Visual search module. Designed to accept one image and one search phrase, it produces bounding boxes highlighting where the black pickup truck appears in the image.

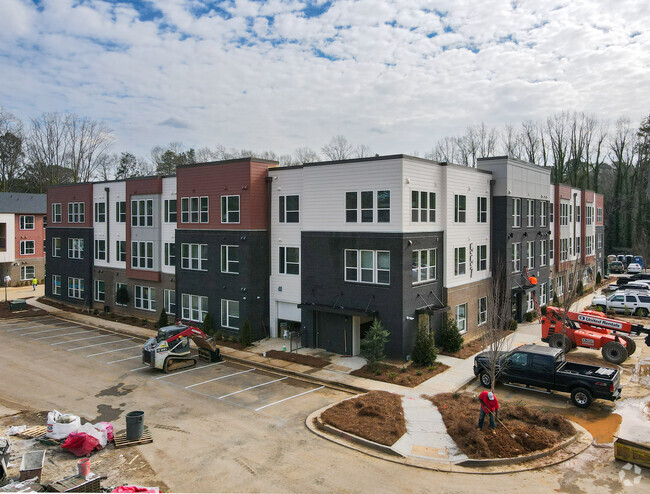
[473,344,622,408]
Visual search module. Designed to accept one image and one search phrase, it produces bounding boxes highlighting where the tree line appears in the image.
[1,107,648,256]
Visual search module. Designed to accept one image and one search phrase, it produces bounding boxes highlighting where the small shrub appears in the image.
[360,319,390,366]
[507,319,518,331]
[540,305,548,316]
[437,314,463,353]
[202,313,213,335]
[524,311,536,323]
[406,376,412,382]
[214,330,222,341]
[374,368,382,376]
[389,372,397,381]
[624,307,630,316]
[93,309,99,315]
[157,309,168,328]
[428,365,435,371]
[412,320,438,365]
[399,366,407,373]
[415,370,422,376]
[596,272,602,285]
[241,318,252,347]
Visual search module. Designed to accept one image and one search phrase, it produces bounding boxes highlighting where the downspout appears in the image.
[105,187,110,263]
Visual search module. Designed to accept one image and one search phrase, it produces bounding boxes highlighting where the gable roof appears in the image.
[0,193,47,214]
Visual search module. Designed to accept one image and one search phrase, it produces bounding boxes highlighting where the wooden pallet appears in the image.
[18,425,48,439]
[113,426,153,449]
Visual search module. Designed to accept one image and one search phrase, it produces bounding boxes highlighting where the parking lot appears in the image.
[1,315,338,419]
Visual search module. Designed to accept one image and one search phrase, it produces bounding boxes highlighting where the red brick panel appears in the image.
[47,183,93,228]
[15,214,45,259]
[595,194,604,226]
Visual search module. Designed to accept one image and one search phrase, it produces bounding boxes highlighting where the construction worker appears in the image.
[478,390,499,432]
[32,277,38,291]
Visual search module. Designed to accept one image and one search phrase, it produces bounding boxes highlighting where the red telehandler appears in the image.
[541,306,650,364]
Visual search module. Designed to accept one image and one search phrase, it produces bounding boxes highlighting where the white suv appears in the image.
[591,291,650,317]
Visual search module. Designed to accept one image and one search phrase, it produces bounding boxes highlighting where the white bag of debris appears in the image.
[46,411,81,440]
[77,423,108,449]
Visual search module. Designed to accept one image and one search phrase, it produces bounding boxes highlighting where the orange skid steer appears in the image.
[541,306,650,364]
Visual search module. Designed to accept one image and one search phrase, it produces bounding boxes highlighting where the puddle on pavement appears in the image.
[93,404,124,423]
[615,396,650,444]
[95,383,136,397]
[560,408,622,444]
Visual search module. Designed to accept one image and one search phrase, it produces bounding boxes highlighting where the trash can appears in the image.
[125,411,145,441]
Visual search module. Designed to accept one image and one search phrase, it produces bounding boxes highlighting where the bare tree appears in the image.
[520,120,541,164]
[353,144,373,158]
[66,115,114,182]
[293,146,320,164]
[0,108,24,192]
[501,124,522,159]
[25,112,70,190]
[322,135,353,161]
[547,112,571,183]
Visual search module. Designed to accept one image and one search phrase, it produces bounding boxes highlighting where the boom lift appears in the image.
[542,306,650,364]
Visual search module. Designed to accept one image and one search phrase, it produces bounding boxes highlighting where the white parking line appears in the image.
[129,366,150,372]
[34,330,90,340]
[86,345,141,357]
[68,338,134,351]
[155,361,225,379]
[7,323,70,332]
[107,355,141,364]
[255,386,325,411]
[23,327,73,336]
[185,368,254,389]
[51,334,112,345]
[217,377,288,399]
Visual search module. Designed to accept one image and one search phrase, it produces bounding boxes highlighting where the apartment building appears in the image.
[0,193,47,286]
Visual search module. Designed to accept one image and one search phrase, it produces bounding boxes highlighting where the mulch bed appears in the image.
[350,362,449,387]
[438,330,512,359]
[321,391,406,446]
[264,350,330,368]
[428,393,576,459]
[0,300,49,318]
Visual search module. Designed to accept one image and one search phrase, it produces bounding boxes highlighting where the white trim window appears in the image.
[455,303,467,334]
[361,191,374,222]
[478,297,487,326]
[540,239,547,267]
[550,239,554,262]
[94,279,105,302]
[549,278,554,300]
[597,233,603,249]
[477,197,487,223]
[512,198,521,228]
[68,277,84,299]
[181,196,209,223]
[540,282,548,306]
[560,203,569,226]
[164,199,177,223]
[279,246,300,275]
[454,247,466,276]
[52,203,62,223]
[116,241,126,262]
[576,205,581,223]
[115,283,127,306]
[52,237,61,257]
[596,207,603,223]
[512,242,521,273]
[540,201,547,227]
[556,276,564,297]
[376,190,390,223]
[344,249,390,285]
[412,191,436,223]
[526,199,535,227]
[164,289,176,315]
[164,242,176,267]
[586,205,593,226]
[279,195,300,223]
[221,195,240,223]
[345,191,389,223]
[94,202,106,223]
[526,241,535,269]
[19,215,35,230]
[586,236,593,256]
[221,245,239,274]
[116,201,126,223]
[131,241,154,269]
[576,237,581,256]
[526,291,535,312]
[20,240,35,255]
[477,245,487,271]
[67,202,85,223]
[134,285,156,311]
[345,192,358,222]
[68,238,84,259]
[221,299,239,329]
[20,265,35,281]
[94,239,106,261]
[550,203,554,223]
[131,199,153,227]
[182,293,208,323]
[52,274,61,295]
[412,248,437,283]
[454,195,466,223]
[181,243,208,271]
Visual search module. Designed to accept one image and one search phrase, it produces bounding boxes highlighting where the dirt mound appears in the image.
[264,350,329,368]
[428,393,576,459]
[321,391,406,446]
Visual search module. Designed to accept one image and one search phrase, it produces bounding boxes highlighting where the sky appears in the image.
[1,0,649,157]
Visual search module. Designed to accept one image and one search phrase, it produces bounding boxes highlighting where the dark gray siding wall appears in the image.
[174,230,269,340]
[45,227,94,306]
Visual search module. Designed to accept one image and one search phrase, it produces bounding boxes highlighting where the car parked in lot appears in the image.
[591,291,650,317]
[627,263,643,274]
[610,261,625,273]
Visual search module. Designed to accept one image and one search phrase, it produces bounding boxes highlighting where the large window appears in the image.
[478,297,487,326]
[94,239,106,261]
[131,241,154,269]
[221,245,239,274]
[512,198,521,228]
[94,203,106,223]
[540,201,547,227]
[454,247,466,276]
[279,195,299,223]
[94,280,105,302]
[345,191,390,223]
[131,199,153,227]
[540,239,547,267]
[116,201,126,222]
[134,285,156,311]
[560,238,568,261]
[221,299,239,329]
[52,274,61,295]
[526,241,535,269]
[477,197,487,223]
[344,249,390,285]
[454,195,466,223]
[164,199,177,223]
[181,197,209,223]
[19,215,35,230]
[361,191,373,222]
[512,242,521,272]
[164,289,176,315]
[182,294,208,322]
[377,190,390,222]
[221,195,240,223]
[576,205,581,223]
[586,235,594,256]
[345,192,358,222]
[279,247,300,275]
[597,233,603,249]
[68,277,84,299]
[455,303,467,334]
[526,200,535,227]
[586,205,593,226]
[477,244,487,271]
[68,238,84,259]
[560,203,569,226]
[164,242,176,267]
[20,240,35,255]
[52,237,61,257]
[67,202,85,223]
[412,191,436,223]
[412,248,437,283]
[597,207,603,223]
[116,241,126,262]
[20,265,35,281]
[52,203,62,223]
[181,243,208,271]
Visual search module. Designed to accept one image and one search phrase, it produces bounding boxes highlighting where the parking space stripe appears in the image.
[185,368,254,389]
[51,334,112,345]
[106,355,141,364]
[86,345,141,357]
[155,361,224,379]
[33,330,90,340]
[7,323,68,332]
[129,366,150,372]
[217,377,288,399]
[24,327,74,336]
[255,386,325,411]
[67,338,134,351]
